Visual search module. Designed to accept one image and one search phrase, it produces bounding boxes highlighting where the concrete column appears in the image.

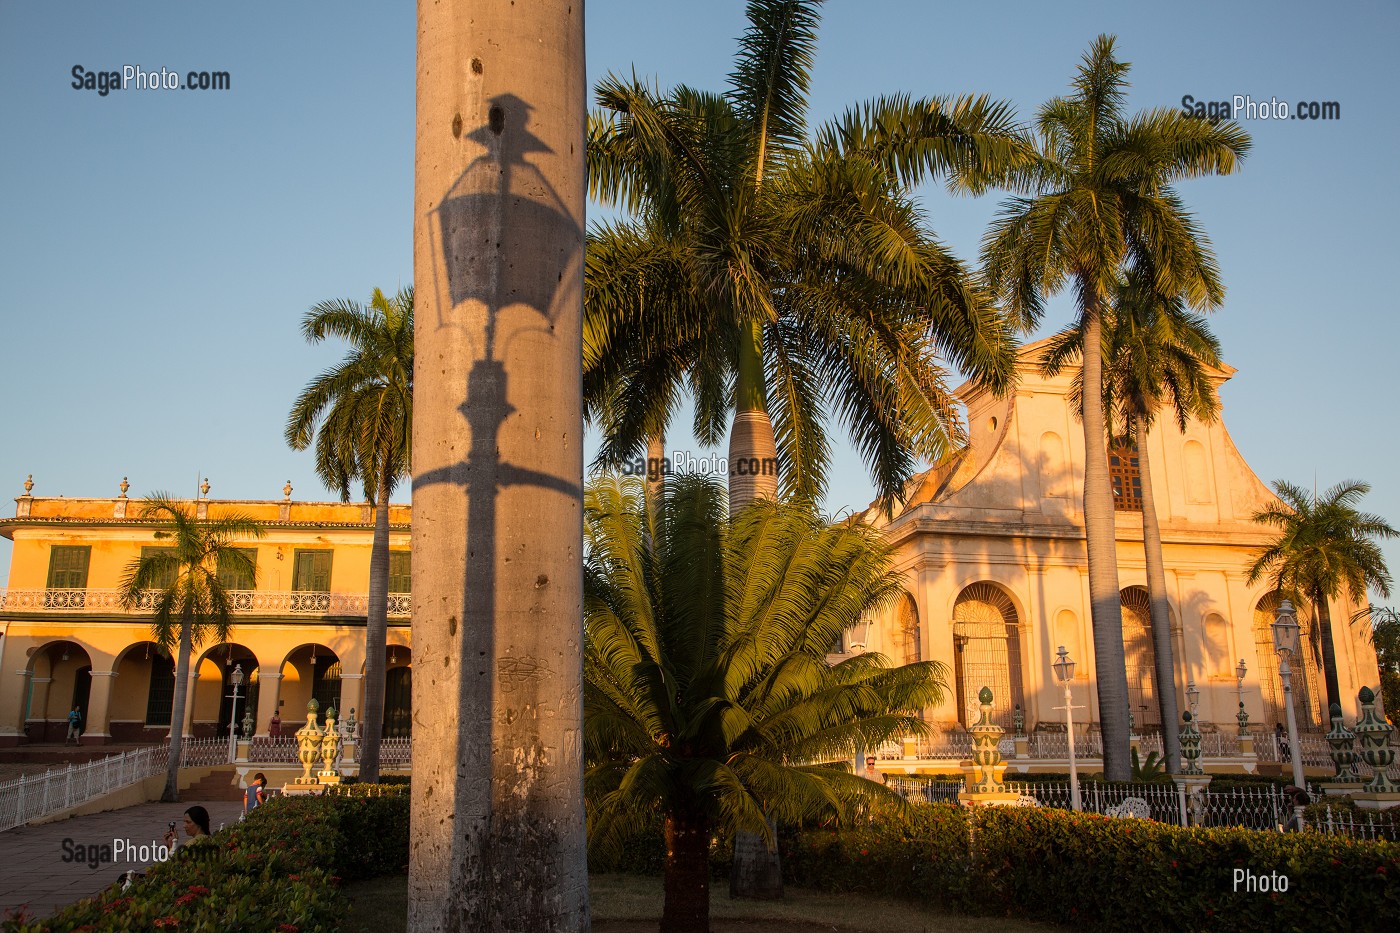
[80,670,118,745]
[257,672,283,736]
[339,673,365,727]
[0,670,34,746]
[29,677,52,736]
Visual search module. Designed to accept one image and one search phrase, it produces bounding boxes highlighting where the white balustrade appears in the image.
[0,588,410,618]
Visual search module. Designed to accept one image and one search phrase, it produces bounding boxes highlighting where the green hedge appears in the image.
[783,804,1400,932]
[5,794,409,932]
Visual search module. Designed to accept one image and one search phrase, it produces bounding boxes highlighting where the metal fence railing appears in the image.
[0,745,168,832]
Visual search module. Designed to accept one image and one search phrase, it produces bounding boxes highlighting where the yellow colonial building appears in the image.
[0,489,412,747]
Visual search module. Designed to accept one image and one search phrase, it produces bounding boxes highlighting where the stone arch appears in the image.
[23,640,93,742]
[280,643,343,726]
[110,641,175,742]
[189,643,261,739]
[891,593,921,665]
[1252,592,1325,732]
[952,582,1025,730]
[1120,587,1160,731]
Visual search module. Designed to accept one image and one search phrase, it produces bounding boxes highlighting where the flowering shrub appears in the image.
[4,794,408,932]
[783,804,1400,932]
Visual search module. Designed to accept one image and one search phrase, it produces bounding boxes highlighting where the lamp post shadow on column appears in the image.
[411,80,588,931]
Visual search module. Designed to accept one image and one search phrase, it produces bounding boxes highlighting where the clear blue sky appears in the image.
[2,1,1397,601]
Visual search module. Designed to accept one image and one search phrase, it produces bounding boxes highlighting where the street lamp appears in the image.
[1271,600,1306,790]
[847,617,875,653]
[1235,658,1249,736]
[226,663,244,762]
[1186,680,1201,720]
[1052,645,1083,812]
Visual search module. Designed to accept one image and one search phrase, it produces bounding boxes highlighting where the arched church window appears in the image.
[952,583,1024,730]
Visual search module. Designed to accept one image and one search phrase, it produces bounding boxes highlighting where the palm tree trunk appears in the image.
[162,614,194,803]
[1135,413,1182,772]
[644,431,666,551]
[1079,291,1131,782]
[728,318,778,516]
[410,1,588,929]
[662,803,712,933]
[727,318,783,894]
[1313,585,1342,716]
[359,473,391,783]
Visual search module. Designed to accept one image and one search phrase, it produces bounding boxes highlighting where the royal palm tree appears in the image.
[118,496,263,802]
[1248,480,1397,714]
[286,286,412,784]
[410,1,588,928]
[981,35,1249,779]
[1043,269,1223,771]
[584,473,944,933]
[586,0,1028,516]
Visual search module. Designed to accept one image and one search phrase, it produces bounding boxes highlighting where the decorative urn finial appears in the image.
[22,474,33,496]
[283,480,293,500]
[118,477,129,498]
[200,477,210,498]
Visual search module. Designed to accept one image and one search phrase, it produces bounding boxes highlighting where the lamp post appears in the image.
[1053,646,1083,812]
[847,616,874,653]
[226,663,244,762]
[1235,658,1249,736]
[1271,601,1306,790]
[1186,679,1200,721]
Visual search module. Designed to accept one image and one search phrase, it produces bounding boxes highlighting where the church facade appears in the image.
[848,340,1380,740]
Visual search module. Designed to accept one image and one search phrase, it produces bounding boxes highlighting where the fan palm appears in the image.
[118,496,263,802]
[1248,480,1397,714]
[585,0,1029,516]
[286,286,413,782]
[981,35,1249,779]
[584,473,944,933]
[1044,269,1223,770]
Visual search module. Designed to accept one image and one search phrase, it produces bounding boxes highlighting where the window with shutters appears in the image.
[47,546,91,589]
[217,548,258,591]
[388,551,411,594]
[140,547,179,590]
[1109,440,1143,511]
[292,550,333,592]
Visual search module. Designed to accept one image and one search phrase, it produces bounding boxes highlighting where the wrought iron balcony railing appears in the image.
[0,588,411,618]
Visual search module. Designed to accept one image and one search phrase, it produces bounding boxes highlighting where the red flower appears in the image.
[277,924,300,932]
[154,918,180,928]
[860,849,869,857]
[1379,867,1388,875]
[186,885,209,896]
[288,874,302,881]
[1171,860,1178,869]
[176,894,198,906]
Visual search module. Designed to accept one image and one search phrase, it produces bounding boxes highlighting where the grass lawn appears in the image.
[342,871,1067,932]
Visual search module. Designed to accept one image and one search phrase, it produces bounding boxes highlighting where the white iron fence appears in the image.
[0,737,235,833]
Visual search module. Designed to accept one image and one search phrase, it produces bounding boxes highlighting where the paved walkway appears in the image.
[0,799,244,920]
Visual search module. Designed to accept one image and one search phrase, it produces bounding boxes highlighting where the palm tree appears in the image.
[585,0,1028,516]
[286,286,412,784]
[410,1,589,928]
[981,35,1249,779]
[584,473,945,933]
[1248,480,1397,714]
[118,496,263,802]
[1043,270,1223,771]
